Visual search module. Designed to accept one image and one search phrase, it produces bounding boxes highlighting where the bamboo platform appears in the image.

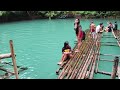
[56,29,120,79]
[56,30,102,79]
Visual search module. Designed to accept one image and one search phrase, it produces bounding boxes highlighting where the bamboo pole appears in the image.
[77,45,94,79]
[70,42,90,79]
[102,37,114,38]
[60,40,86,79]
[0,67,14,74]
[9,40,19,79]
[69,40,90,79]
[56,43,78,75]
[58,30,90,79]
[75,34,93,79]
[57,30,95,79]
[100,54,120,57]
[111,56,119,79]
[117,41,120,47]
[0,53,16,59]
[58,44,78,78]
[117,66,120,79]
[78,33,101,79]
[100,59,120,63]
[89,45,100,79]
[81,33,99,79]
[97,70,112,76]
[70,31,91,79]
[101,44,118,46]
[112,29,117,39]
[100,42,117,43]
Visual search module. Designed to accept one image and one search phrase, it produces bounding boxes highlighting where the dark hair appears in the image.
[109,22,112,24]
[115,21,117,23]
[64,41,69,47]
[100,23,103,25]
[76,18,80,25]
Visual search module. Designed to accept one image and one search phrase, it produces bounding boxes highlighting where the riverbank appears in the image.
[0,11,120,23]
[0,16,120,24]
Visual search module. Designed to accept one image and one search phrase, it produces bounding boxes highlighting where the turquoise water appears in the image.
[94,32,120,79]
[0,18,120,79]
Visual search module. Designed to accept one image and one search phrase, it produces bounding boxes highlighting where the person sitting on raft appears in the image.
[105,22,113,32]
[58,41,73,65]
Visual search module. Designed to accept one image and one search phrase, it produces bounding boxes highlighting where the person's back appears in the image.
[96,25,100,33]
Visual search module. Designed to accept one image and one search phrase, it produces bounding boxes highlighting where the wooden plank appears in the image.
[100,42,117,43]
[9,40,19,79]
[117,66,120,79]
[101,44,118,46]
[0,53,11,59]
[100,53,120,57]
[100,59,120,63]
[111,57,119,79]
[112,29,117,39]
[117,41,120,47]
[97,70,112,76]
[0,67,14,74]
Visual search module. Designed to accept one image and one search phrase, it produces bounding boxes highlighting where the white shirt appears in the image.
[96,25,101,33]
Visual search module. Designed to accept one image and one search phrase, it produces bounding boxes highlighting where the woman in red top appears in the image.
[75,25,83,52]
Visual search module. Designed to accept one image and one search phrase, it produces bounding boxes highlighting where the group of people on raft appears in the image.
[58,18,118,65]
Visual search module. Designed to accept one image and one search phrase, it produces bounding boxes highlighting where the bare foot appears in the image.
[75,49,79,52]
[57,62,62,65]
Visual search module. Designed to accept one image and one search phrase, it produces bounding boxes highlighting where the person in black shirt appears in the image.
[58,41,73,65]
[113,21,118,30]
[74,18,80,41]
[107,22,113,32]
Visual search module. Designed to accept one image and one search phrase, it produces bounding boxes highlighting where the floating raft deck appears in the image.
[56,29,120,79]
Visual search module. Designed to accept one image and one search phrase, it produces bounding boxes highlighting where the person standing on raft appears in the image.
[90,21,96,39]
[74,18,82,42]
[75,25,83,52]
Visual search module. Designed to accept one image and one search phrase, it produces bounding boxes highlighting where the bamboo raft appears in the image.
[56,30,102,79]
[56,29,120,79]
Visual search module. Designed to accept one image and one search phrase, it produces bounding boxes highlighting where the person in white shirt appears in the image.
[95,23,103,40]
[96,23,103,34]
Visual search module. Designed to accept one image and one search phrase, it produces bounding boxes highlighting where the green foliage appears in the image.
[0,11,120,22]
